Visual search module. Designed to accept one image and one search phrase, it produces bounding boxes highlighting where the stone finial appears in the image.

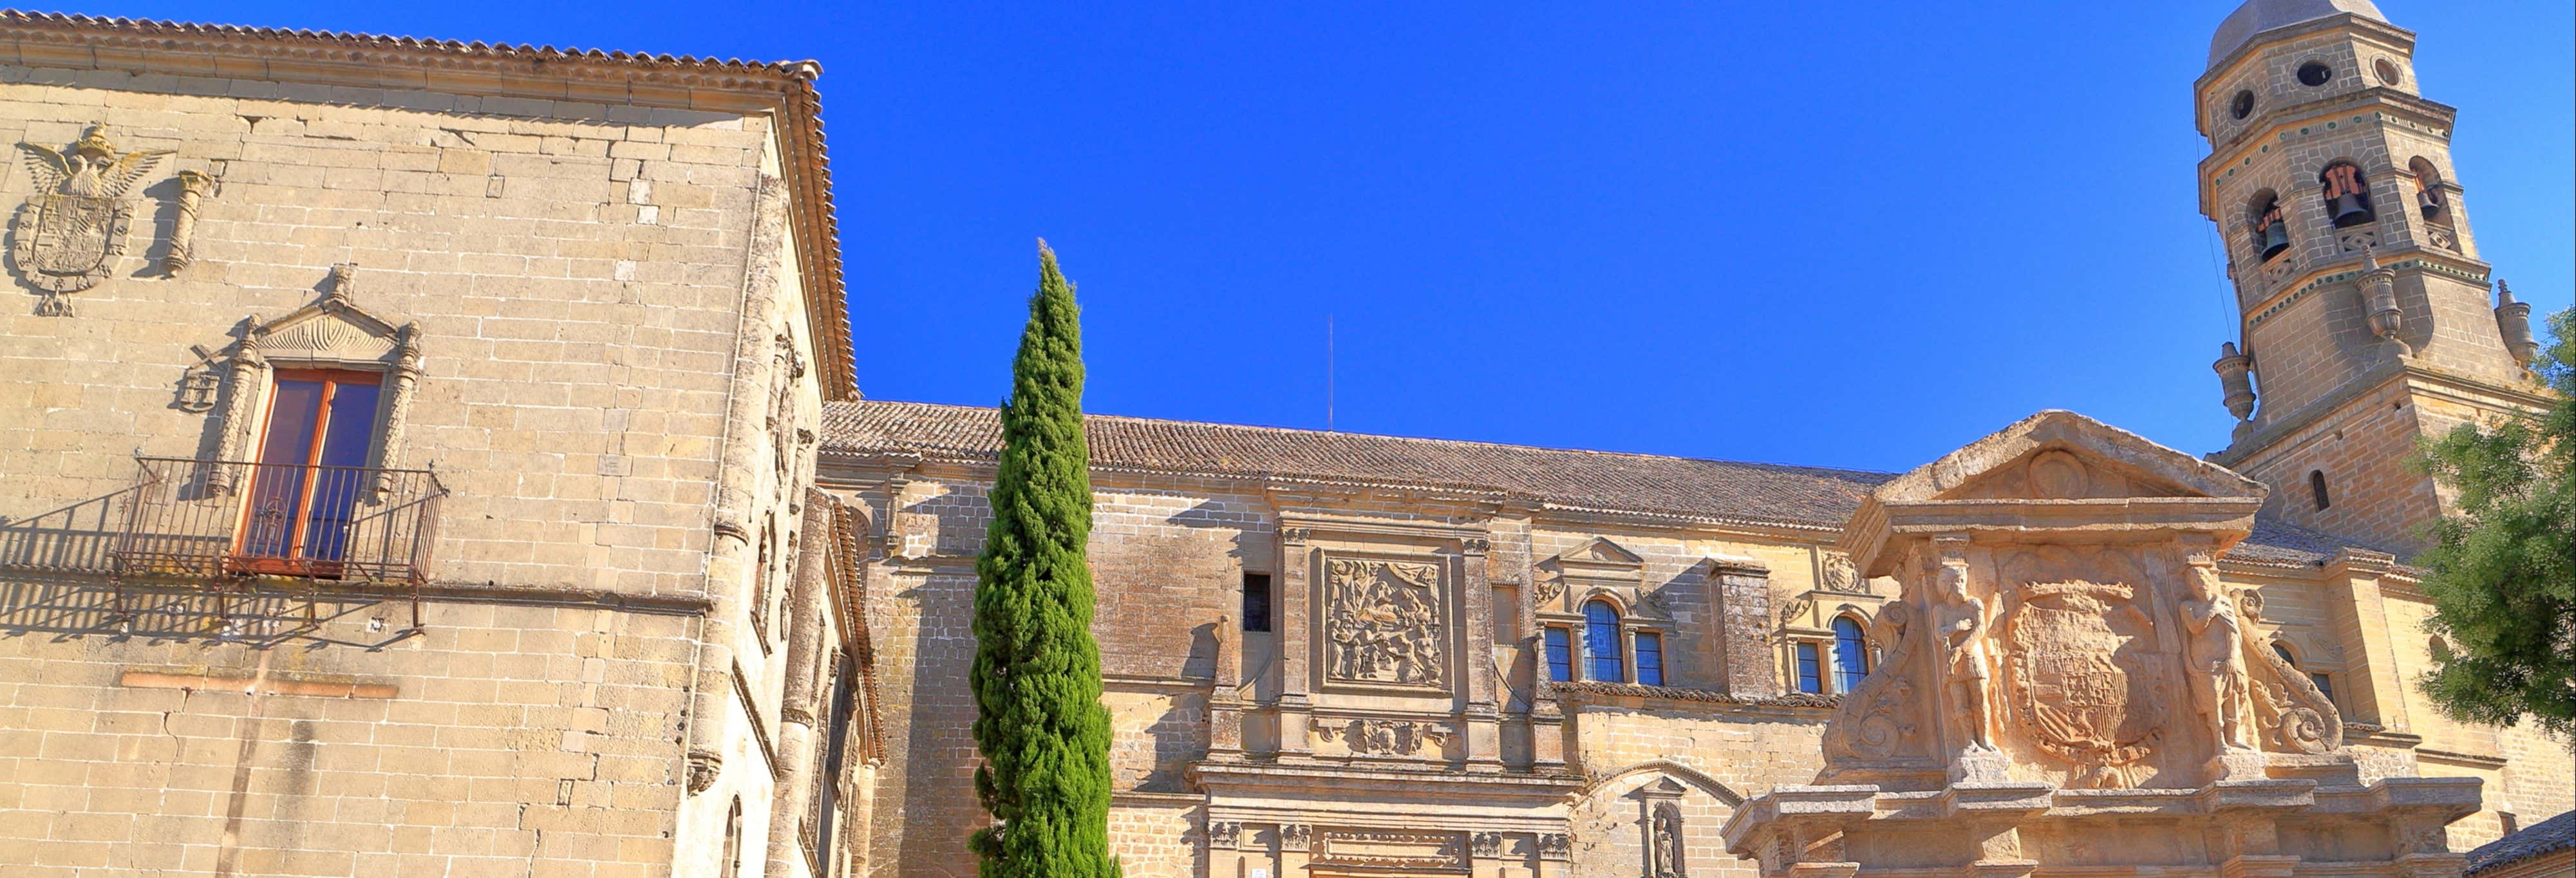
[2360,248,2404,349]
[2213,342,2255,422]
[2494,280,2539,365]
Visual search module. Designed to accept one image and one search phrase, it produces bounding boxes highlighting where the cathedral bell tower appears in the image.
[2195,0,2549,553]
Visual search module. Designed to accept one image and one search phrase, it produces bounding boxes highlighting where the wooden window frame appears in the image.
[229,367,385,577]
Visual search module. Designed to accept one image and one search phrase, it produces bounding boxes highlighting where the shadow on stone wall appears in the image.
[0,489,132,573]
[0,574,420,651]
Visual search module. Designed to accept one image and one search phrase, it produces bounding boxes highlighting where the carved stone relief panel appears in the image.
[1312,828,1467,871]
[11,126,171,315]
[1993,546,2170,789]
[1321,556,1448,692]
[1310,717,1454,758]
[1818,551,1866,595]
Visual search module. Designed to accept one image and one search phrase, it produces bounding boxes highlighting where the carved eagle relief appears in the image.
[12,126,171,313]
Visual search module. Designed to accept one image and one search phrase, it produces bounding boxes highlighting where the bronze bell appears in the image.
[2417,187,2447,218]
[2259,223,2290,259]
[2329,192,2374,226]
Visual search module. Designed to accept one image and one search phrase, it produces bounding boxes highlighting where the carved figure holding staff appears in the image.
[1935,552,1995,752]
[2180,555,2257,751]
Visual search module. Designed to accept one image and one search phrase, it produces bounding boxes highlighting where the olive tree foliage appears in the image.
[2414,306,2575,743]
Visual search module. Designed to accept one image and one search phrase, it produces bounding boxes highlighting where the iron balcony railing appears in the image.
[111,457,446,587]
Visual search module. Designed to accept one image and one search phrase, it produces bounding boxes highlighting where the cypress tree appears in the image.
[969,241,1119,877]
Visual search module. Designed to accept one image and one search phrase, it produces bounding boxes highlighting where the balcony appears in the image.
[108,457,446,626]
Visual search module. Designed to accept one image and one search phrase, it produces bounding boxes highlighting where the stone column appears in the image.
[764,494,837,876]
[687,171,793,794]
[1711,557,1777,696]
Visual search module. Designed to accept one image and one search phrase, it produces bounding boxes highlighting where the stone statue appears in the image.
[2179,557,2256,752]
[1935,557,1995,752]
[1651,801,1687,877]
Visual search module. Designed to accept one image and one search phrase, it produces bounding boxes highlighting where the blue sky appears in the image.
[81,1,2576,473]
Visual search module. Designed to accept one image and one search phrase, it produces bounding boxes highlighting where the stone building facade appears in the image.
[828,2,2568,876]
[0,3,2564,878]
[0,12,880,878]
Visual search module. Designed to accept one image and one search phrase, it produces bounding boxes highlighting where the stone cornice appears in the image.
[2214,360,2553,469]
[0,10,856,402]
[2241,251,2492,333]
[817,447,1858,540]
[1190,760,1583,803]
[1549,680,1837,714]
[2195,12,2416,100]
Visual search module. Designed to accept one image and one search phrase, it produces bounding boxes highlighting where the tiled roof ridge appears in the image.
[836,398,1897,481]
[0,10,822,79]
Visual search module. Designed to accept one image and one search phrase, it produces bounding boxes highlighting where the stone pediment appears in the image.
[1549,536,1643,572]
[1878,410,2262,504]
[1842,411,2266,577]
[242,263,413,366]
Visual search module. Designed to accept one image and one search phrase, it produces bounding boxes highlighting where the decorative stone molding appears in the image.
[685,751,722,794]
[1536,833,1571,861]
[1279,824,1312,852]
[11,125,170,314]
[196,264,425,496]
[1312,718,1452,756]
[1311,828,1467,871]
[1471,832,1503,857]
[1205,821,1240,851]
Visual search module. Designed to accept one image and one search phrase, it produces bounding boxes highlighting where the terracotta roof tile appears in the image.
[2468,809,2574,875]
[827,400,2395,567]
[829,400,1890,528]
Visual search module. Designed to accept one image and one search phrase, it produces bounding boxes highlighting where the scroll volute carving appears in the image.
[2241,601,2342,754]
[1821,599,1923,763]
[200,264,425,495]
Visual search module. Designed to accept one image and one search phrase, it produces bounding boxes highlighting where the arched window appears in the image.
[721,797,745,877]
[2309,470,2331,510]
[2273,642,2297,666]
[2409,156,2449,220]
[1584,600,1626,683]
[2428,635,2454,662]
[2320,161,2376,227]
[1832,615,1870,693]
[2250,191,2291,261]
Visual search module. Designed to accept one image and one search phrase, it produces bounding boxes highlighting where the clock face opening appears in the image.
[2298,62,2333,88]
[2230,90,2255,120]
[2374,58,2402,85]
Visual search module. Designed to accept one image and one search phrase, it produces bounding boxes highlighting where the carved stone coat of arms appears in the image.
[12,126,169,314]
[1997,574,2170,788]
